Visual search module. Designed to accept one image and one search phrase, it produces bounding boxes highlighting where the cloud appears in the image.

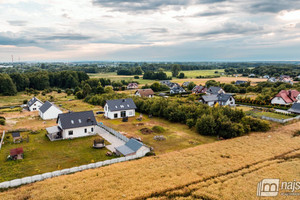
[7,20,28,26]
[246,0,300,13]
[36,33,92,41]
[92,0,227,12]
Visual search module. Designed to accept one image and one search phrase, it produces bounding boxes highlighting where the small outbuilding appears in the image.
[288,103,300,114]
[115,138,144,156]
[12,132,22,143]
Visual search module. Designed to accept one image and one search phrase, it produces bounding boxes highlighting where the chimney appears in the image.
[87,117,91,122]
[288,90,291,97]
[122,99,125,102]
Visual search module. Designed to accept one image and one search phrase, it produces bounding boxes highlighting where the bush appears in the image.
[134,75,139,79]
[152,126,165,133]
[242,116,270,132]
[0,118,5,125]
[57,89,62,93]
[186,119,195,128]
[23,99,28,104]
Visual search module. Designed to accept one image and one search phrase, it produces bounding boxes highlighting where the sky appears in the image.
[0,0,300,62]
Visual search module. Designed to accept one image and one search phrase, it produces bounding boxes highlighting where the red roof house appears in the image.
[271,90,300,105]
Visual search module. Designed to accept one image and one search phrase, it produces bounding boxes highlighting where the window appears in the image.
[84,128,87,133]
[91,127,94,132]
[68,131,73,135]
[129,111,133,116]
[120,105,124,108]
[114,113,118,118]
[71,120,74,124]
[33,108,36,110]
[78,119,81,123]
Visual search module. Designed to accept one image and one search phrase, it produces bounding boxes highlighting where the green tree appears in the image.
[171,64,181,77]
[177,72,185,79]
[0,73,17,96]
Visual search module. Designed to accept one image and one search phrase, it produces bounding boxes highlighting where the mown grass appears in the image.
[246,110,293,119]
[1,121,299,200]
[96,113,217,154]
[0,130,116,182]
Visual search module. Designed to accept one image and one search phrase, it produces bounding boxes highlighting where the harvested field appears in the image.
[1,122,299,200]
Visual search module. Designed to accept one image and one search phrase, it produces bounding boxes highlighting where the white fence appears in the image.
[261,115,300,123]
[98,123,129,142]
[0,131,5,151]
[0,152,147,189]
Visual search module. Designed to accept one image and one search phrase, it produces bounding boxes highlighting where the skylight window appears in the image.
[127,104,129,107]
[78,119,81,123]
[71,120,74,124]
[115,106,118,108]
[120,105,124,108]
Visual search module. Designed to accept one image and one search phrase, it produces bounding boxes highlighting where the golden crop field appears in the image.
[1,121,299,200]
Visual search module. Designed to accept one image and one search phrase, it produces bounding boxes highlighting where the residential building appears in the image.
[200,93,235,107]
[135,89,155,98]
[288,103,300,114]
[46,110,97,140]
[235,80,247,85]
[182,82,190,87]
[271,90,300,105]
[192,85,207,94]
[268,77,277,83]
[27,97,43,111]
[127,83,138,90]
[206,86,225,95]
[104,98,136,119]
[170,86,186,94]
[39,101,63,120]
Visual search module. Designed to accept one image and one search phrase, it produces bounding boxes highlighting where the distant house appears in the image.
[39,101,63,120]
[46,110,97,141]
[135,89,155,98]
[263,75,270,79]
[182,82,190,87]
[104,98,136,119]
[268,77,277,83]
[235,80,247,85]
[170,87,186,94]
[248,74,256,77]
[127,83,138,90]
[288,103,300,114]
[192,85,207,94]
[160,80,171,85]
[271,90,300,105]
[206,86,225,95]
[27,97,43,111]
[115,138,147,156]
[200,93,235,107]
[279,75,293,85]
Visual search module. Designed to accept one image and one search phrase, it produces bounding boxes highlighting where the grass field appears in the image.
[88,71,266,86]
[0,131,115,182]
[97,113,217,154]
[246,110,293,119]
[1,121,299,200]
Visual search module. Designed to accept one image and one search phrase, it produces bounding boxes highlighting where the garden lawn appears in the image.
[96,113,217,154]
[246,110,293,119]
[0,130,116,182]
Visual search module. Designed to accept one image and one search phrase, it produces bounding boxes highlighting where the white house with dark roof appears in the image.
[200,93,235,107]
[39,101,63,120]
[46,110,97,140]
[206,86,225,95]
[104,98,136,119]
[27,97,43,111]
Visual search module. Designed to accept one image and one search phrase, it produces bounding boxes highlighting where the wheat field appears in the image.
[0,122,299,200]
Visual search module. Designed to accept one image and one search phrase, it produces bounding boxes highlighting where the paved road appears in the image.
[96,127,125,152]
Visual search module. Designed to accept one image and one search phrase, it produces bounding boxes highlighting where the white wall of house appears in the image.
[271,97,287,105]
[219,97,235,106]
[61,125,96,139]
[105,109,135,119]
[39,106,63,120]
[29,101,43,111]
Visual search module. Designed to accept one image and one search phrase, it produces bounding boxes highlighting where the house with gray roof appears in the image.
[104,98,137,119]
[39,101,63,120]
[115,138,147,156]
[288,103,300,114]
[200,93,235,107]
[170,86,186,94]
[206,86,225,95]
[27,97,43,111]
[46,110,97,141]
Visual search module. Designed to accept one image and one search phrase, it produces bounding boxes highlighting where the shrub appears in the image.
[152,126,165,133]
[134,75,139,79]
[57,89,62,93]
[23,99,28,104]
[0,118,5,125]
[186,119,195,128]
